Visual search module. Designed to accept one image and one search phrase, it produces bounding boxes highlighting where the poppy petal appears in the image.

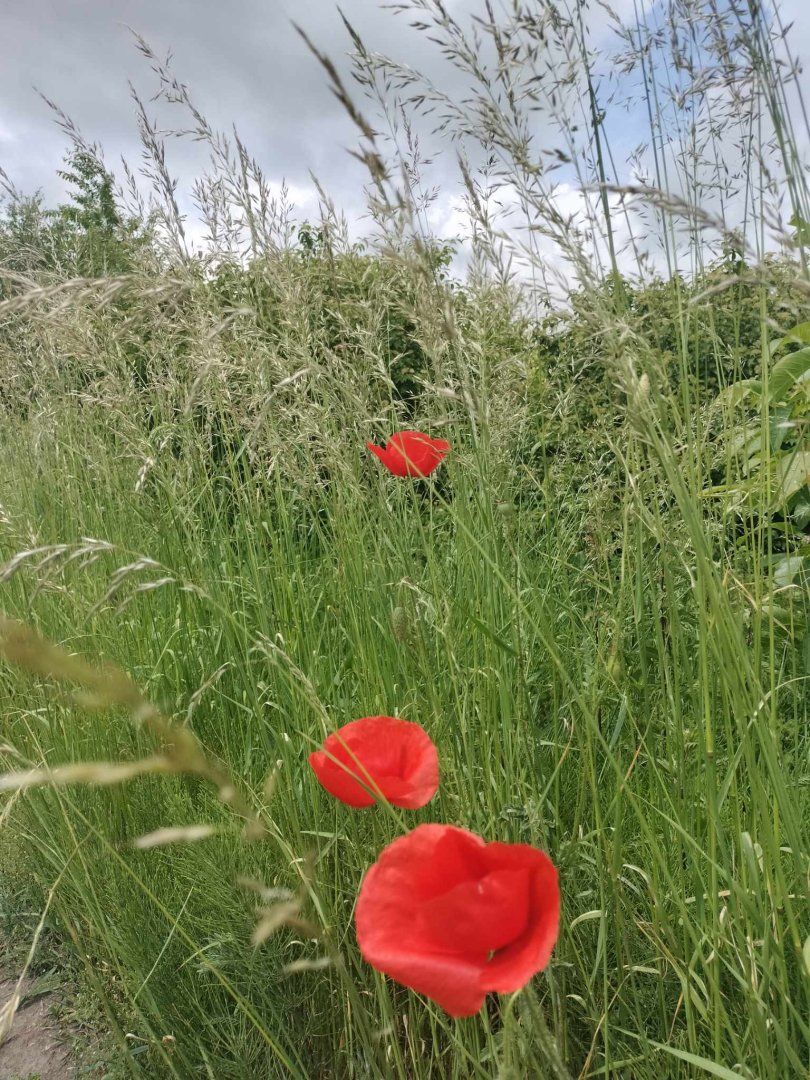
[389,434,432,475]
[356,826,488,1016]
[309,717,439,809]
[366,442,388,465]
[307,748,377,807]
[362,933,487,1017]
[420,867,531,956]
[481,847,560,993]
[356,824,560,1018]
[367,431,450,477]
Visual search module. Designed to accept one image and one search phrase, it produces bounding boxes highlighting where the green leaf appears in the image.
[715,378,762,408]
[768,346,810,402]
[770,320,810,354]
[789,212,810,246]
[772,555,807,588]
[728,425,761,460]
[647,1042,750,1080]
[569,909,604,929]
[778,451,810,501]
[793,499,810,530]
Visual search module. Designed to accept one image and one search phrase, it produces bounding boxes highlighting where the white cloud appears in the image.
[1,0,805,299]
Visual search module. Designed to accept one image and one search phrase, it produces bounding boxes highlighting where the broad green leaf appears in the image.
[714,378,762,408]
[768,346,810,402]
[773,555,807,588]
[771,320,810,354]
[778,451,810,500]
[728,426,760,460]
[793,500,810,530]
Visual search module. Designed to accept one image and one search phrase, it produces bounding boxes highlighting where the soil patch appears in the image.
[0,970,75,1080]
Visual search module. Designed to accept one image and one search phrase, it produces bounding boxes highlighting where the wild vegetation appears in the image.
[0,0,808,1077]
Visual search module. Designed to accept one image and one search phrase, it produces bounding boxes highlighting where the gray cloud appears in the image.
[1,0,807,268]
[0,1,478,222]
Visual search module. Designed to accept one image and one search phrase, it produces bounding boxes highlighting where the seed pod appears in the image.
[391,605,411,643]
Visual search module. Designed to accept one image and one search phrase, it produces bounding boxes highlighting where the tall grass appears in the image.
[1,0,808,1077]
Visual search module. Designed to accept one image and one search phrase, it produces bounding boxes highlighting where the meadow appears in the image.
[0,1,808,1077]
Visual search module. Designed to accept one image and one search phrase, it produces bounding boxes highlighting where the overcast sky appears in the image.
[1,0,808,274]
[1,1,476,224]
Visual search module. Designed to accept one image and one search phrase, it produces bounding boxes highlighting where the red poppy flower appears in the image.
[366,431,450,478]
[356,824,559,1017]
[308,716,439,809]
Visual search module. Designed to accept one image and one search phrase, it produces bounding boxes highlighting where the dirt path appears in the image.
[0,970,75,1080]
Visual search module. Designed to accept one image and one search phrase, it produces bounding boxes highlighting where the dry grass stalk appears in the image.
[130,824,220,850]
[0,616,262,835]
